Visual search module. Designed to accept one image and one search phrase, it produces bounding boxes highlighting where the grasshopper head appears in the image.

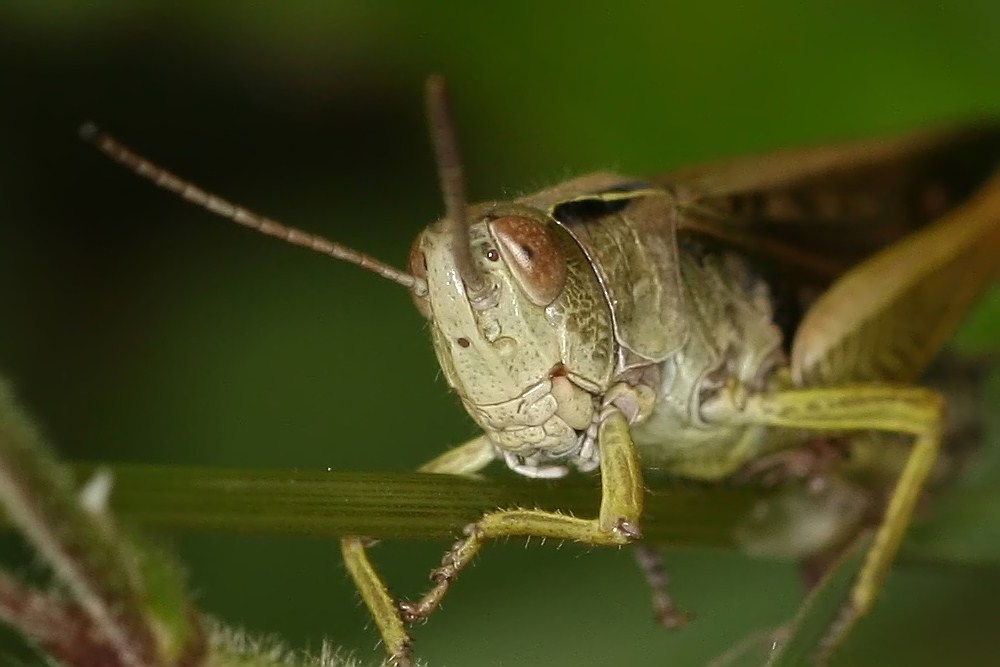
[409,200,613,476]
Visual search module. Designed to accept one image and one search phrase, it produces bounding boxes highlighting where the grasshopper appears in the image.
[84,76,1000,665]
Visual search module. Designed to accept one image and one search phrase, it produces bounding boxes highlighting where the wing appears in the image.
[656,123,1000,282]
[791,170,1000,385]
[655,123,1000,385]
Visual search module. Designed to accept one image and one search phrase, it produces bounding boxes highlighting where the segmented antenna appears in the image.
[79,122,426,294]
[425,75,487,296]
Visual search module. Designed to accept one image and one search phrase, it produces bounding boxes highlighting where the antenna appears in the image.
[79,122,426,294]
[424,75,487,296]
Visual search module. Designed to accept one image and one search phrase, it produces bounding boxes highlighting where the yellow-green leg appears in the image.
[745,384,943,656]
[400,408,644,621]
[340,536,410,664]
[340,407,646,665]
[339,434,495,666]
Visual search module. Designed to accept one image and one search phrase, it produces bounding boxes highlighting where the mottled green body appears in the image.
[350,122,1000,665]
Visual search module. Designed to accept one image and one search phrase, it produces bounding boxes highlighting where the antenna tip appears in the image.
[78,121,100,143]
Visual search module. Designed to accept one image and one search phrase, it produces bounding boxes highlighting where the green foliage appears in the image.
[0,383,374,666]
[0,381,201,665]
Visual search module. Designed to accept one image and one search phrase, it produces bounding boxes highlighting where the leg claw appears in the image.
[398,601,422,625]
[615,518,642,541]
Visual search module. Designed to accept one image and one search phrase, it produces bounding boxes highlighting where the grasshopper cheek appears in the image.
[490,215,567,306]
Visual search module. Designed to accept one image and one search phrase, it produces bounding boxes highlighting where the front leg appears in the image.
[400,407,644,621]
[340,434,496,666]
[340,406,636,664]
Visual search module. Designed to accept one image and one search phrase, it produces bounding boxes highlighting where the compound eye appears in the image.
[489,216,567,306]
[407,234,432,319]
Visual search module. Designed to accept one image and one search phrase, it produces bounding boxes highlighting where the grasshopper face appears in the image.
[410,202,614,476]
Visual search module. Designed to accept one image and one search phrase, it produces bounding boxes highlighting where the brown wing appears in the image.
[652,123,1000,386]
[656,123,1000,283]
[791,171,1000,385]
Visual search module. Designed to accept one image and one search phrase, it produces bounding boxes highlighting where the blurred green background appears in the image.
[0,3,998,665]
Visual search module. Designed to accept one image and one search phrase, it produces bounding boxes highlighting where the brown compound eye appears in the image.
[407,234,432,319]
[489,215,567,306]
